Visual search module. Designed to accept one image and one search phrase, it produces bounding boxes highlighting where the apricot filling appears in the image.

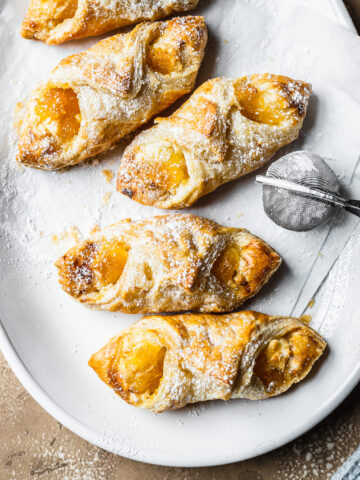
[253,330,321,394]
[58,239,128,296]
[147,30,183,75]
[212,246,241,285]
[136,143,189,194]
[159,145,189,191]
[116,331,166,397]
[37,0,78,25]
[235,77,293,126]
[91,240,128,287]
[35,87,80,142]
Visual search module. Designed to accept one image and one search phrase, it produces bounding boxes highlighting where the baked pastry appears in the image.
[21,0,200,45]
[117,74,312,208]
[55,214,281,313]
[89,311,326,412]
[16,17,207,170]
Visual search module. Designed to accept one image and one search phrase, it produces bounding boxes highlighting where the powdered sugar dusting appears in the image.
[23,0,200,44]
[2,0,360,467]
[118,75,311,209]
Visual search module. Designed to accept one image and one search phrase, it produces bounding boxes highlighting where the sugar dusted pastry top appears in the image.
[16,16,207,170]
[117,74,312,208]
[21,0,200,45]
[56,214,281,313]
[89,311,326,412]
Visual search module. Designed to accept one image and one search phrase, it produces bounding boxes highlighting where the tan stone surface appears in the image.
[1,348,360,480]
[2,2,360,479]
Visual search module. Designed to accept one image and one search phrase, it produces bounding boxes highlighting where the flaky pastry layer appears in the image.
[16,17,207,170]
[56,214,281,313]
[21,0,199,45]
[89,311,326,412]
[117,74,311,208]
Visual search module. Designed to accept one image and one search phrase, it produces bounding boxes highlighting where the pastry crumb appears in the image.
[102,169,114,183]
[13,102,25,133]
[89,224,100,235]
[51,226,80,247]
[307,298,315,309]
[300,314,312,324]
[102,191,112,206]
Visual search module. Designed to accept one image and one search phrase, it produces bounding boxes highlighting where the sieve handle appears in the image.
[256,175,347,208]
[345,199,360,218]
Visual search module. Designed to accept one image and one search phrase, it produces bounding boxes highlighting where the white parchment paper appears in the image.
[1,0,360,319]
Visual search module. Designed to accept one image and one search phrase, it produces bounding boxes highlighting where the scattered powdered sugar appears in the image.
[311,232,360,339]
[0,352,115,480]
[2,0,360,469]
[291,152,320,173]
[98,417,140,460]
[185,402,210,417]
[275,384,360,480]
[3,345,360,479]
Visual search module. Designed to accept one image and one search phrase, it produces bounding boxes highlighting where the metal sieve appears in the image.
[256,151,360,232]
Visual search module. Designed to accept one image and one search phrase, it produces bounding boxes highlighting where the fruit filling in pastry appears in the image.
[58,239,128,296]
[17,17,207,170]
[234,75,307,126]
[34,87,81,143]
[55,214,281,313]
[89,311,326,412]
[21,0,200,45]
[117,74,311,208]
[108,330,166,402]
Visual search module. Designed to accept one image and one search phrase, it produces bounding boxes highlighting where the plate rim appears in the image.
[2,318,360,467]
[1,0,359,468]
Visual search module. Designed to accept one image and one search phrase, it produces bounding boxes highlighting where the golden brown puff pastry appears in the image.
[21,0,200,45]
[16,17,207,170]
[89,311,326,412]
[55,214,281,313]
[117,74,312,209]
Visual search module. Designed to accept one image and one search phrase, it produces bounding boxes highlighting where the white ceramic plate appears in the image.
[1,0,360,468]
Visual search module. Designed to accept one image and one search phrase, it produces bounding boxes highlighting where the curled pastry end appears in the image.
[56,238,128,300]
[17,86,82,170]
[234,74,312,127]
[117,140,190,208]
[148,16,207,75]
[212,236,282,302]
[89,328,167,407]
[251,322,326,397]
[21,0,79,44]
